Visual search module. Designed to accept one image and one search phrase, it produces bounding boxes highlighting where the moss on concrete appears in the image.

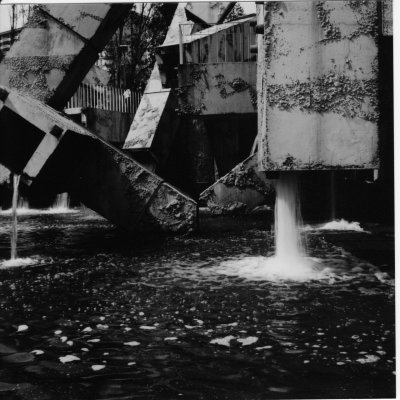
[266,72,379,122]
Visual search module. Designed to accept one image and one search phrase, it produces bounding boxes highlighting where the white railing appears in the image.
[66,83,142,114]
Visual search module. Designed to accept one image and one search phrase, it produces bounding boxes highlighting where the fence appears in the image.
[65,83,142,115]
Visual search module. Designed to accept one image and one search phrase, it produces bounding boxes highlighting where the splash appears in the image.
[0,257,38,269]
[213,173,329,282]
[303,219,365,232]
[51,193,71,212]
[0,192,77,215]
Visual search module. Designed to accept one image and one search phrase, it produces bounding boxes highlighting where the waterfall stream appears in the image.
[10,174,20,260]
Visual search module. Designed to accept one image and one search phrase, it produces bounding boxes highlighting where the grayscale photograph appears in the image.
[0,1,395,399]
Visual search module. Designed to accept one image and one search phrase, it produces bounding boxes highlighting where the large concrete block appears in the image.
[258,1,379,171]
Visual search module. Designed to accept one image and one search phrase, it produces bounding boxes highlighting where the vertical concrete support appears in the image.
[258,1,380,171]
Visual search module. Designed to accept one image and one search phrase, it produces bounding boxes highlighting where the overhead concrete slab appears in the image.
[258,1,379,171]
[0,86,197,234]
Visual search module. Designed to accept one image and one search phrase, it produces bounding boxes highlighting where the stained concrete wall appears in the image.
[258,1,379,171]
[177,62,257,115]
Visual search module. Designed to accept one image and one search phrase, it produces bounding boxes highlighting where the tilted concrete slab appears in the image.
[0,86,197,234]
[0,4,131,110]
[200,153,274,213]
[123,64,180,168]
[257,1,379,171]
[160,3,194,48]
[185,2,235,25]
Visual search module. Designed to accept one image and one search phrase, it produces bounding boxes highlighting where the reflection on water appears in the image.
[0,211,395,399]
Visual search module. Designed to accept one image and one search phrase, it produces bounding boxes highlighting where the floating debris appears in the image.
[59,355,80,363]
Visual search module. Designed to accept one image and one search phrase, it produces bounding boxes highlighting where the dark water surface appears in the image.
[0,210,395,399]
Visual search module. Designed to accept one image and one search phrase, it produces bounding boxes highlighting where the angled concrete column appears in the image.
[0,87,197,234]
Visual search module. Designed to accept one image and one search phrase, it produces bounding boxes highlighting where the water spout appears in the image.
[51,193,70,211]
[274,172,305,260]
[212,172,330,281]
[11,174,20,260]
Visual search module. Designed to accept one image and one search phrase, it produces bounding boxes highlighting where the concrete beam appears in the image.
[0,87,197,234]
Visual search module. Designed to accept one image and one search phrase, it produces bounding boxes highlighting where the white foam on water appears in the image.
[303,219,365,232]
[0,207,78,216]
[0,257,39,269]
[211,255,331,282]
[206,173,333,282]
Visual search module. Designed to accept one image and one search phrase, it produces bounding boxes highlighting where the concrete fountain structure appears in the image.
[0,1,393,232]
[0,4,196,234]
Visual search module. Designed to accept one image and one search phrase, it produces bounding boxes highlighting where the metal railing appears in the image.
[65,83,142,114]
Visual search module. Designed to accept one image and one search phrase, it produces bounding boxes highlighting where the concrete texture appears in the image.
[257,1,379,171]
[161,3,193,48]
[123,65,180,169]
[200,153,274,214]
[177,62,257,115]
[0,86,197,233]
[382,0,393,36]
[0,4,130,110]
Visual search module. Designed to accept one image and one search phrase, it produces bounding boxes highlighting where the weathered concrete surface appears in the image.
[382,0,393,36]
[123,65,180,169]
[200,153,274,214]
[185,2,235,25]
[0,4,130,110]
[0,165,10,185]
[177,62,257,115]
[258,1,379,171]
[0,87,197,233]
[160,3,194,48]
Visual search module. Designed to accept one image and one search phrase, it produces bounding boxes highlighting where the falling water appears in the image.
[274,172,305,260]
[212,172,329,281]
[52,193,70,211]
[10,174,20,260]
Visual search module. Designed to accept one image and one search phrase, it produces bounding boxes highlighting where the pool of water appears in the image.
[0,210,395,399]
